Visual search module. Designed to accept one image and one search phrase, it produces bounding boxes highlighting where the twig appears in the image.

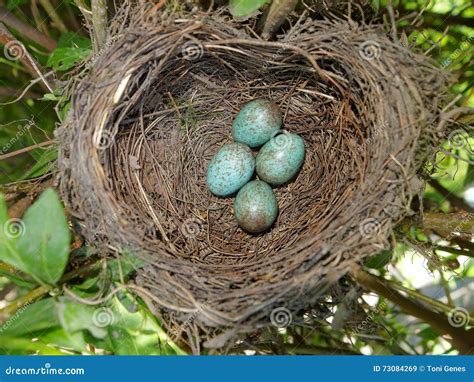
[0,139,54,161]
[0,262,100,324]
[259,0,298,40]
[0,6,56,51]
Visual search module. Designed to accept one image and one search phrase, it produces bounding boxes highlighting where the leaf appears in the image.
[108,250,146,281]
[39,328,88,353]
[17,188,71,284]
[364,250,392,269]
[56,297,107,339]
[47,47,92,71]
[0,298,59,336]
[0,195,30,276]
[57,32,91,49]
[21,146,58,180]
[229,0,269,18]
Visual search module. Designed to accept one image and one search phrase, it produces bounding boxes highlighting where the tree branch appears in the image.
[429,179,474,213]
[351,267,474,354]
[0,6,56,51]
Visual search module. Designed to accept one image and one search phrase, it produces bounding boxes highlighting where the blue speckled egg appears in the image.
[232,99,282,148]
[256,132,305,186]
[234,180,278,233]
[206,143,255,196]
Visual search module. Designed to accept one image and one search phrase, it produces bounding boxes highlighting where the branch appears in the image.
[351,267,474,354]
[0,6,56,51]
[423,211,474,238]
[429,179,474,213]
[91,0,107,52]
[259,0,298,40]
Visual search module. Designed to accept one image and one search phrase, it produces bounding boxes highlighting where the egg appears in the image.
[234,180,278,233]
[206,143,255,196]
[232,99,283,148]
[256,132,305,186]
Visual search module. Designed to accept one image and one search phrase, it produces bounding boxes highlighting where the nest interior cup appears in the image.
[58,10,447,349]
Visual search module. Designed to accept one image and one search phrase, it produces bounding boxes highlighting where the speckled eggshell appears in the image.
[206,143,255,196]
[256,132,305,186]
[232,99,283,148]
[234,180,278,233]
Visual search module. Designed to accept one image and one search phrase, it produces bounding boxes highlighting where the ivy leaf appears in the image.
[229,0,269,18]
[47,47,92,71]
[16,188,71,284]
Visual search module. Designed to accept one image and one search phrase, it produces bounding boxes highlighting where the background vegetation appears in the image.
[0,0,472,355]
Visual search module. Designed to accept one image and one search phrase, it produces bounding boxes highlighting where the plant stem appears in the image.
[0,262,100,325]
[38,0,68,33]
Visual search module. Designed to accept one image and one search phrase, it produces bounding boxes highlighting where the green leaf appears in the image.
[16,188,71,284]
[57,32,91,49]
[364,250,392,269]
[229,0,269,17]
[39,328,88,353]
[21,146,58,180]
[56,297,107,339]
[108,250,146,281]
[0,298,59,336]
[47,47,92,71]
[0,195,30,276]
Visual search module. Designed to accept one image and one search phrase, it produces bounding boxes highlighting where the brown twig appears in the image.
[0,6,56,51]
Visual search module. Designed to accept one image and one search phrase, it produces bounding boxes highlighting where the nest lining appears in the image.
[58,9,449,349]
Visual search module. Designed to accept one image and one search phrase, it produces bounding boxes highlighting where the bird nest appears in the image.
[57,6,449,351]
